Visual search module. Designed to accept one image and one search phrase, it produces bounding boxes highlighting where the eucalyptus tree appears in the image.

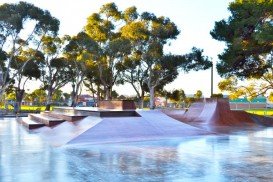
[84,3,132,100]
[11,49,42,109]
[0,2,59,100]
[83,63,103,101]
[211,0,273,97]
[120,8,212,109]
[118,6,149,107]
[64,32,99,106]
[39,36,71,110]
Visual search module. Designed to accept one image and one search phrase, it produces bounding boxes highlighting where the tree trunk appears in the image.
[70,83,76,107]
[15,89,24,113]
[149,86,155,110]
[45,88,53,111]
[105,86,112,100]
[96,84,100,107]
[138,90,145,109]
[71,92,76,107]
[138,98,143,109]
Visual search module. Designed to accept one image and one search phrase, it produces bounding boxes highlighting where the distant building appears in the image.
[77,94,95,102]
[77,94,97,107]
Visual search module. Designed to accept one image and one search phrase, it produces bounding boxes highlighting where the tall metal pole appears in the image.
[211,61,213,98]
[0,70,3,86]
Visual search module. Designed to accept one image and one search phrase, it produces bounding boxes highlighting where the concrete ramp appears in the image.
[68,110,210,145]
[198,101,217,124]
[37,116,102,146]
[165,99,273,133]
[213,99,255,126]
[184,102,205,118]
[163,102,205,123]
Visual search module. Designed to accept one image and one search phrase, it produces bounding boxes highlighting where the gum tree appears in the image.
[39,36,71,110]
[64,32,99,106]
[0,2,59,103]
[84,3,131,100]
[11,49,42,109]
[120,9,211,109]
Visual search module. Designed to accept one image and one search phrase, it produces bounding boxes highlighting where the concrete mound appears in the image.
[67,110,211,145]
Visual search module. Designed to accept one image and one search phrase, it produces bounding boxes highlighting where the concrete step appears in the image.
[29,114,65,127]
[41,111,87,122]
[17,117,46,130]
[53,107,140,117]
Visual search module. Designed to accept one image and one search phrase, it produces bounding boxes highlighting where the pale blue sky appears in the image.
[1,0,233,96]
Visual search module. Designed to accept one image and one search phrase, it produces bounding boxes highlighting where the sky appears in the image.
[1,0,233,97]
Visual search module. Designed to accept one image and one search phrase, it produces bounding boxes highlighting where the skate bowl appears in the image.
[164,98,273,133]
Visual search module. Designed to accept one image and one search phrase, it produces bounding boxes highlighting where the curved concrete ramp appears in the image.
[165,99,273,133]
[67,110,210,145]
[184,102,205,120]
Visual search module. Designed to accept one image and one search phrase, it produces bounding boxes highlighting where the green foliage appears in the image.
[111,90,119,99]
[194,90,203,99]
[32,88,46,103]
[268,92,273,102]
[5,91,16,100]
[123,6,138,23]
[217,75,273,101]
[211,0,273,78]
[0,2,59,35]
[0,1,60,103]
[183,47,212,72]
[170,89,187,107]
[52,89,63,102]
[211,93,224,99]
[84,3,134,99]
[99,2,121,20]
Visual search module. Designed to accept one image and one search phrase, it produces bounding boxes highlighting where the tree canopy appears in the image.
[0,1,213,110]
[212,0,273,99]
[0,1,59,110]
[211,0,273,78]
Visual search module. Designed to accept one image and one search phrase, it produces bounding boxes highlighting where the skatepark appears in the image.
[0,99,272,181]
[14,98,273,146]
[1,99,273,181]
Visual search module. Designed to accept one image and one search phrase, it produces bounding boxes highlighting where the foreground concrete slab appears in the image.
[1,118,273,181]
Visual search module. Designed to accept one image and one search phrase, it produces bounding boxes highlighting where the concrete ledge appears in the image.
[17,117,45,130]
[29,114,65,127]
[41,111,87,122]
[98,100,136,110]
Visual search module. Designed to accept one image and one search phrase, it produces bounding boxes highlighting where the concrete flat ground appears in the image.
[1,117,273,181]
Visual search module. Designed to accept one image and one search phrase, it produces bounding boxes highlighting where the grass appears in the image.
[0,105,48,112]
[245,109,273,116]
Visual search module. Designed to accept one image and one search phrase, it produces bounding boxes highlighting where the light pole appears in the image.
[0,70,3,86]
[211,61,214,98]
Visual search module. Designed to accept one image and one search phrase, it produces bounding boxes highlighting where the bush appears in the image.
[211,93,223,98]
